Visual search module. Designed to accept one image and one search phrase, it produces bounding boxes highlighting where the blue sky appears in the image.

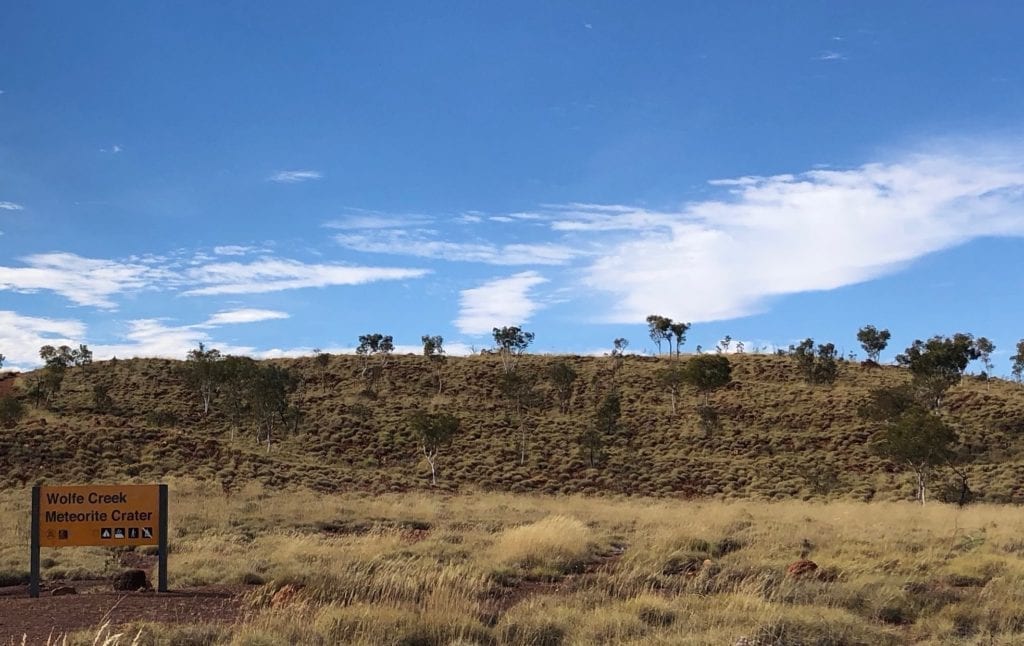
[2,2,1024,371]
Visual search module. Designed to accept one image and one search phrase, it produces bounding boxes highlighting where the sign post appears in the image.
[29,484,167,598]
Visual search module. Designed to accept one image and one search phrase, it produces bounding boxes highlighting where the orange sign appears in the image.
[37,484,161,547]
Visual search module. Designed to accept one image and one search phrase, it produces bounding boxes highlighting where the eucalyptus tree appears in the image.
[896,333,980,409]
[646,315,672,355]
[492,326,534,374]
[184,343,223,415]
[547,360,577,414]
[408,410,460,485]
[422,335,447,394]
[856,325,891,364]
[1013,340,1024,383]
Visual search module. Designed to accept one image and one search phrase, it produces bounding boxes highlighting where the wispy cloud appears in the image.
[268,169,322,183]
[455,271,548,335]
[183,258,429,295]
[0,253,167,309]
[816,51,848,61]
[100,144,123,153]
[323,210,432,230]
[0,202,24,211]
[578,150,1024,323]
[334,229,581,265]
[201,308,289,326]
[213,245,263,256]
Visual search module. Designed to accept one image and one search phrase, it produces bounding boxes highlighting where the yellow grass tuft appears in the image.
[493,514,595,574]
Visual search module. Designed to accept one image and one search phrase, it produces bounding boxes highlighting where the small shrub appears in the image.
[629,596,677,627]
[712,536,744,557]
[0,396,25,428]
[146,409,179,427]
[0,569,29,586]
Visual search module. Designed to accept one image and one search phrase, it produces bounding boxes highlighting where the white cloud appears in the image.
[455,271,548,335]
[268,170,322,183]
[201,309,289,326]
[335,229,581,265]
[0,311,86,369]
[580,151,1024,323]
[548,205,676,232]
[183,258,429,295]
[0,202,24,211]
[324,213,433,230]
[816,51,847,61]
[213,245,262,256]
[0,253,166,309]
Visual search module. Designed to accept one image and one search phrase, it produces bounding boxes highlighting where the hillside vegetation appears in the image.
[1,353,1024,502]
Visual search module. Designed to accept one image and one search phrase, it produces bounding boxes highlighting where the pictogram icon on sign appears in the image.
[128,527,139,538]
[142,527,153,539]
[101,528,112,539]
[114,528,126,539]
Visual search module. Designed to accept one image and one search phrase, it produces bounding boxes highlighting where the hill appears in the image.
[2,353,1024,502]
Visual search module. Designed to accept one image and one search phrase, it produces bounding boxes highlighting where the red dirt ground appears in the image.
[0,581,245,645]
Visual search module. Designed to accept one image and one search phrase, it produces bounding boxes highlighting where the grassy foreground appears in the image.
[5,480,1024,645]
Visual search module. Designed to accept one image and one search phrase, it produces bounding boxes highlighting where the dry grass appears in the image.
[6,481,1024,644]
[492,515,595,575]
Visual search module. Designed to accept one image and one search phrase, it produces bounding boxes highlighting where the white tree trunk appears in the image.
[423,445,437,485]
[520,420,527,465]
[917,469,926,505]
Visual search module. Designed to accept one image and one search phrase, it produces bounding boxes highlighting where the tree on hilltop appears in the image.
[492,326,534,374]
[896,334,980,409]
[422,335,447,394]
[184,343,223,415]
[646,315,672,355]
[856,325,891,365]
[37,344,76,408]
[788,338,839,385]
[1012,339,1024,383]
[669,321,691,358]
[312,348,331,392]
[356,333,394,392]
[609,337,629,377]
[976,337,995,377]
